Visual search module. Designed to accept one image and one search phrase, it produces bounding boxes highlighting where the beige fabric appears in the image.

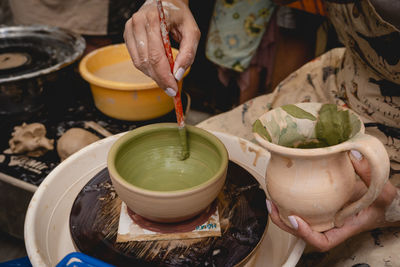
[9,0,109,35]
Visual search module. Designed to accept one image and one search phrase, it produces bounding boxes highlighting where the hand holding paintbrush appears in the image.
[155,0,189,159]
[124,0,200,159]
[123,0,200,98]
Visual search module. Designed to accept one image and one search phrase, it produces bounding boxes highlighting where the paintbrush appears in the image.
[155,0,189,160]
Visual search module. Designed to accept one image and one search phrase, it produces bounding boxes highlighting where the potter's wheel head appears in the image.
[69,162,268,267]
[0,25,85,83]
[25,132,290,267]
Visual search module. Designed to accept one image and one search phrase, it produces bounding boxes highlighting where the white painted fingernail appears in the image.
[288,216,298,230]
[164,87,177,97]
[350,150,363,161]
[174,67,185,81]
[266,199,272,214]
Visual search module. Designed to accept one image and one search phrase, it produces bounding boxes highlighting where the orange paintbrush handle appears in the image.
[156,0,185,127]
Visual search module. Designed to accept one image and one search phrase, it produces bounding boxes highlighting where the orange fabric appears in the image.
[287,0,326,16]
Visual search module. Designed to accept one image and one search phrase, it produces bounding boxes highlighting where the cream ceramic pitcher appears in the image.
[253,103,390,232]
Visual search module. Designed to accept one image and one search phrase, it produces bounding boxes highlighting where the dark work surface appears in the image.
[0,70,186,186]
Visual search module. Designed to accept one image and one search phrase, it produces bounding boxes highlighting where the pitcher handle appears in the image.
[334,133,390,227]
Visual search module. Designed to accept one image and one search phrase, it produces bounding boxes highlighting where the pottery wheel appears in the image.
[0,52,30,70]
[0,45,53,78]
[70,161,268,267]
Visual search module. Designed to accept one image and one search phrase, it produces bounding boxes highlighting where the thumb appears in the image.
[349,150,372,186]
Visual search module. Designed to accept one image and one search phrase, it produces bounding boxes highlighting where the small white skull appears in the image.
[9,123,54,157]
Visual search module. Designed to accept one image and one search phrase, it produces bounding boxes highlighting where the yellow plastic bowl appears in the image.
[79,43,189,121]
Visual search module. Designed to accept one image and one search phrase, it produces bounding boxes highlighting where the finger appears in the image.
[130,13,150,71]
[146,10,178,96]
[124,18,141,69]
[294,215,361,252]
[349,150,372,186]
[269,201,360,252]
[348,180,368,203]
[267,200,298,235]
[349,151,398,210]
[172,22,200,81]
[292,215,332,251]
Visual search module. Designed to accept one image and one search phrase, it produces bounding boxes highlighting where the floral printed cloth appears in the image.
[205,0,275,72]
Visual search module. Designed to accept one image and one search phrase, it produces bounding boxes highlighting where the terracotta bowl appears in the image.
[79,44,190,121]
[107,123,229,223]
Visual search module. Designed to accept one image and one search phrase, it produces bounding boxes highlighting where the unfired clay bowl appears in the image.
[253,103,390,232]
[107,123,228,223]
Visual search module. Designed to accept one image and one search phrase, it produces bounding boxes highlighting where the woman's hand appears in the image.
[124,0,200,97]
[266,150,399,252]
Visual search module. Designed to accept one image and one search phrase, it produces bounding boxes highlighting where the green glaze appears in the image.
[112,124,226,192]
[255,103,362,149]
[253,119,271,141]
[278,116,308,147]
[315,104,352,147]
[178,126,190,160]
[281,104,317,121]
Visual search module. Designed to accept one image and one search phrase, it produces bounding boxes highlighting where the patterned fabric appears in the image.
[272,0,400,172]
[205,0,275,72]
[198,0,400,265]
[201,0,400,181]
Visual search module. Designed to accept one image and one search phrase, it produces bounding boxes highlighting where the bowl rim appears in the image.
[79,43,190,91]
[107,123,229,197]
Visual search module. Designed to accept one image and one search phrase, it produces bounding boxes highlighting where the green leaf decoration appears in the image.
[252,119,272,142]
[281,104,317,121]
[315,104,352,146]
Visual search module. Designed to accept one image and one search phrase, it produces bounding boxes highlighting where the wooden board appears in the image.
[70,161,268,267]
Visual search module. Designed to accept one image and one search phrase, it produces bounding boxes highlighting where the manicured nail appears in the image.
[164,87,177,97]
[350,150,363,161]
[174,67,185,81]
[288,215,298,230]
[266,199,272,214]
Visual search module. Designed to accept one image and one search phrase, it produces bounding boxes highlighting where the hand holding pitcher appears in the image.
[253,103,390,232]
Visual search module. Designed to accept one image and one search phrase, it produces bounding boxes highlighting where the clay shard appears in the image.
[57,128,100,161]
[9,122,54,157]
